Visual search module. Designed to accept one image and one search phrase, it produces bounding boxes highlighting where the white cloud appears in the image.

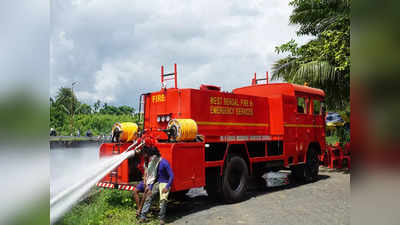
[51,0,312,108]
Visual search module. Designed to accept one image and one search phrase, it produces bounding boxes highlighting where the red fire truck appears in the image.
[97,64,325,203]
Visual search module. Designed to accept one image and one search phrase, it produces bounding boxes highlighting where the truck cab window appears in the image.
[297,97,305,113]
[313,100,321,115]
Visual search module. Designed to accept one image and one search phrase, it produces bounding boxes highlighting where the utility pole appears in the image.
[70,81,77,136]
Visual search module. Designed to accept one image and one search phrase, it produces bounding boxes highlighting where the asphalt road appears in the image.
[166,167,350,225]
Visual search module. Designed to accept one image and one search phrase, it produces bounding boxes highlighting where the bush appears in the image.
[57,188,164,225]
[57,189,135,225]
[54,113,140,136]
[104,189,133,207]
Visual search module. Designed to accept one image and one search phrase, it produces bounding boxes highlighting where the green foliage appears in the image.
[118,105,135,115]
[55,87,80,115]
[326,125,350,146]
[99,103,134,115]
[104,189,133,207]
[50,87,138,136]
[338,105,350,144]
[326,106,350,145]
[70,114,139,136]
[78,103,93,114]
[275,39,298,55]
[272,0,350,110]
[57,189,159,225]
[289,0,350,36]
[326,135,339,145]
[93,100,101,113]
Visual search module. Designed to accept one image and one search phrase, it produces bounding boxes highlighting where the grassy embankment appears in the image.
[56,189,159,225]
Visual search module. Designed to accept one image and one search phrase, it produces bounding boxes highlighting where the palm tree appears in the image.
[272,0,350,110]
[55,87,83,134]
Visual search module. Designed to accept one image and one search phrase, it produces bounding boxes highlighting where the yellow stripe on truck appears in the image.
[197,121,268,127]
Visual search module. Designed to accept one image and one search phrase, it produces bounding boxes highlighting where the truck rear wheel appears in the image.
[222,155,248,203]
[291,147,319,182]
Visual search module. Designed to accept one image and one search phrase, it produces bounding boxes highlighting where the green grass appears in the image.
[326,136,340,145]
[56,189,159,225]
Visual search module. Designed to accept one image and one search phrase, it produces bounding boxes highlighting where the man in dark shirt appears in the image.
[140,146,174,225]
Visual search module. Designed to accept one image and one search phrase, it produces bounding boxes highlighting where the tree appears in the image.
[93,100,101,113]
[55,87,80,115]
[50,87,137,135]
[53,87,84,134]
[118,105,134,115]
[50,98,68,132]
[272,0,350,110]
[77,103,92,114]
[99,103,130,115]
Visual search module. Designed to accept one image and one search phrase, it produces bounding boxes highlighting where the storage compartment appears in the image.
[156,142,205,192]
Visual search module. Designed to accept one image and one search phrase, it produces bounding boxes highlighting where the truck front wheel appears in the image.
[222,155,249,203]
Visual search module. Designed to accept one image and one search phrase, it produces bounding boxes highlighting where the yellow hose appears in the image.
[112,122,138,142]
[167,119,198,141]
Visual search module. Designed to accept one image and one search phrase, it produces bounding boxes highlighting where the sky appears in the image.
[50,0,311,109]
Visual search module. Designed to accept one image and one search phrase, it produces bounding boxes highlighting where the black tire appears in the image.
[304,147,319,181]
[291,147,319,182]
[222,155,249,203]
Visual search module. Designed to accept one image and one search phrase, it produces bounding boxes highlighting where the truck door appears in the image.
[295,94,312,161]
[312,98,325,148]
[282,95,297,163]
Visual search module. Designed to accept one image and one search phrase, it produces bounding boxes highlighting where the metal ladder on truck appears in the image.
[161,63,178,89]
[138,63,178,130]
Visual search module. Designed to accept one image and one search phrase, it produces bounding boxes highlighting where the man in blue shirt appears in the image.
[140,146,174,225]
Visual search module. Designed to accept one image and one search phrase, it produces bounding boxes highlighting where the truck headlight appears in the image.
[166,115,171,122]
[157,116,161,123]
[161,116,166,122]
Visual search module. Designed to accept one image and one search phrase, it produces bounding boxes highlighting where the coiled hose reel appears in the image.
[112,122,138,142]
[166,119,198,142]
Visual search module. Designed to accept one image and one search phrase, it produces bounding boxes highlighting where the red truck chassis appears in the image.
[98,64,325,203]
